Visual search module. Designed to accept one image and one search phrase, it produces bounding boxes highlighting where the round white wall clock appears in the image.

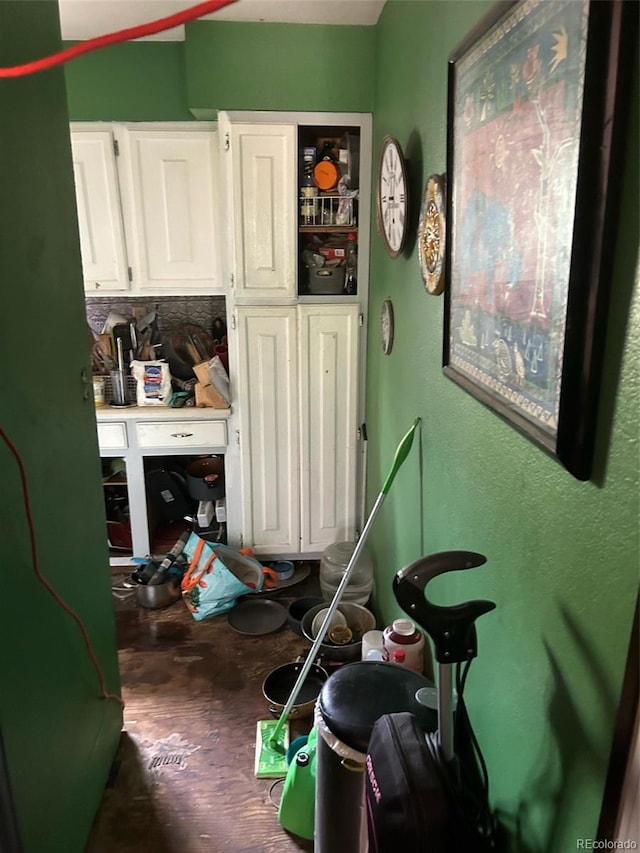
[377,136,409,259]
[381,299,395,355]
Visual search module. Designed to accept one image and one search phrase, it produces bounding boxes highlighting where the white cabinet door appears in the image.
[120,127,221,293]
[235,306,300,554]
[299,304,359,552]
[70,129,130,293]
[220,114,296,300]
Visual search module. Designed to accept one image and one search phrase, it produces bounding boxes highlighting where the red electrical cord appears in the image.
[1,425,125,708]
[0,0,237,78]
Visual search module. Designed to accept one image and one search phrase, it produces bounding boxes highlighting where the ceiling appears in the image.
[58,0,386,42]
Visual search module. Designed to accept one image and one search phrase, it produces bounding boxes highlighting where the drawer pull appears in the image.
[171,432,194,438]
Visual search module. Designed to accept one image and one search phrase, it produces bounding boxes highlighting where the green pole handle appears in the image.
[382,417,421,495]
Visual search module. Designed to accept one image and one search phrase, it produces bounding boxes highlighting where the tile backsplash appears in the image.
[86,295,227,341]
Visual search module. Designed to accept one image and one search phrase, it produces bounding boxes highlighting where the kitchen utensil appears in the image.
[272,560,295,581]
[136,578,182,609]
[262,661,328,718]
[287,597,324,637]
[311,607,347,641]
[185,457,225,501]
[171,323,214,367]
[249,563,311,596]
[301,602,376,663]
[227,599,288,636]
[109,369,129,407]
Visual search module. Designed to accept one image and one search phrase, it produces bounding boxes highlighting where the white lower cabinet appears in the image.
[234,304,359,556]
[298,304,359,553]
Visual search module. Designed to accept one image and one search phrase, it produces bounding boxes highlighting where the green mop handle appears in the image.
[268,417,421,750]
[382,417,421,495]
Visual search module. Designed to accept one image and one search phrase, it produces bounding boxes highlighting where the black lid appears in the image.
[318,662,437,753]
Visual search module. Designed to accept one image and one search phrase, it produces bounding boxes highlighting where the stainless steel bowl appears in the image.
[301,602,376,662]
[136,579,182,609]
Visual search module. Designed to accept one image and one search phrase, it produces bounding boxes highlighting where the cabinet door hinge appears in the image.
[359,313,364,326]
[356,427,362,441]
[231,315,237,330]
[127,266,133,282]
[230,272,235,290]
[113,138,120,157]
[224,132,230,151]
[239,533,244,548]
[235,429,240,446]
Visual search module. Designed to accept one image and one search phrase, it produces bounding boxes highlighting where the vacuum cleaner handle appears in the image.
[393,551,495,663]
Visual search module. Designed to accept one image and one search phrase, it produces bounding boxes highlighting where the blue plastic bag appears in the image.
[181,533,265,621]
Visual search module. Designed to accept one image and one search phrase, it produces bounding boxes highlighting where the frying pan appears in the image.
[262,661,328,718]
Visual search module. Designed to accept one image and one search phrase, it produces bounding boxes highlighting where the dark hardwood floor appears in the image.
[85,565,320,853]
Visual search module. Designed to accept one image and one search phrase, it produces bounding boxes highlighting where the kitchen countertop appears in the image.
[95,405,231,421]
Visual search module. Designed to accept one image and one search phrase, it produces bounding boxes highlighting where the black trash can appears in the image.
[314,662,438,853]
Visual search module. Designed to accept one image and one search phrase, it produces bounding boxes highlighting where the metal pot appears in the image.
[185,457,225,501]
[300,602,376,663]
[262,660,328,718]
[136,578,182,609]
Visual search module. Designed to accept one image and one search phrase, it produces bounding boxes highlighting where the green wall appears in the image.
[184,21,375,113]
[366,2,639,852]
[60,5,639,849]
[64,22,375,120]
[64,41,193,120]
[1,3,122,851]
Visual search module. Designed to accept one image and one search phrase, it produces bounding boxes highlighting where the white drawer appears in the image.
[136,420,227,449]
[97,422,127,450]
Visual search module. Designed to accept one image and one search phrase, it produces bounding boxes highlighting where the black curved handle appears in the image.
[393,551,496,663]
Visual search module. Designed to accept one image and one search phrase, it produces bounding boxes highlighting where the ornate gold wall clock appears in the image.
[418,173,446,295]
[377,136,409,259]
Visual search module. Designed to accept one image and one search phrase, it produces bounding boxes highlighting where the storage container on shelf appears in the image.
[319,541,373,606]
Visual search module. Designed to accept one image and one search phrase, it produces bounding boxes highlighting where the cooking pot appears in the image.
[300,602,376,663]
[262,660,328,718]
[185,457,225,501]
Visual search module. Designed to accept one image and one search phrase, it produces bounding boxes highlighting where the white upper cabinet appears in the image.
[70,122,222,296]
[119,127,221,293]
[70,128,129,293]
[219,112,296,301]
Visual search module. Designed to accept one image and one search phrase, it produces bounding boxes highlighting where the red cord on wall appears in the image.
[0,0,237,78]
[1,425,125,709]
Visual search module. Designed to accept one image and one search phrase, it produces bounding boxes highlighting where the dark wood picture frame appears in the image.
[443,0,636,480]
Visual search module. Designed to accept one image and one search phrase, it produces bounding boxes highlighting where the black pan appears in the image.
[262,661,328,718]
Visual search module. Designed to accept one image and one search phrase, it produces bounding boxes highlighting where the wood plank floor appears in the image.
[86,565,321,853]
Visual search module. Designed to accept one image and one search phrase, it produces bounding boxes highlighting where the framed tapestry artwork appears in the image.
[443,0,636,480]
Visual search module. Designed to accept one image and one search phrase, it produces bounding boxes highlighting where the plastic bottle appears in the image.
[361,629,384,661]
[319,541,373,605]
[382,619,425,673]
[344,232,357,295]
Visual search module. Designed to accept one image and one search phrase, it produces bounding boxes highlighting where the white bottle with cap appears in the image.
[382,619,425,673]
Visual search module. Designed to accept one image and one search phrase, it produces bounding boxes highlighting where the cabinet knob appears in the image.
[171,432,193,438]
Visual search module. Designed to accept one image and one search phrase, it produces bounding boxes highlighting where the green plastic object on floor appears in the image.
[278,726,317,840]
